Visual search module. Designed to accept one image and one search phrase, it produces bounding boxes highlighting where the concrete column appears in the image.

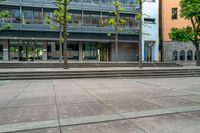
[51,42,56,58]
[42,41,47,61]
[3,40,9,61]
[79,42,83,61]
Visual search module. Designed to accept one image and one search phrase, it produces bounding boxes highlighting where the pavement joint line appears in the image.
[1,105,200,133]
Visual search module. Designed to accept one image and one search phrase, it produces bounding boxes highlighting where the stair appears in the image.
[0,62,181,68]
[0,68,200,80]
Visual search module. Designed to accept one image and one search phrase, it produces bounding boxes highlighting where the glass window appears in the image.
[180,50,185,61]
[187,50,193,61]
[101,0,110,4]
[119,0,126,4]
[101,15,109,27]
[0,43,3,60]
[91,14,100,27]
[83,0,91,3]
[12,9,21,23]
[34,11,43,24]
[73,13,82,26]
[83,13,91,26]
[72,0,82,2]
[125,17,134,27]
[92,0,99,4]
[172,50,178,61]
[172,8,178,20]
[67,42,79,60]
[23,10,34,24]
[127,0,137,5]
[144,18,156,24]
[83,42,97,60]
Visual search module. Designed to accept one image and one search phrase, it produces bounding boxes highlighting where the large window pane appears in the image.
[83,13,91,26]
[91,14,100,27]
[83,42,97,60]
[34,11,43,24]
[73,13,82,26]
[101,15,109,27]
[23,10,33,24]
[92,0,99,5]
[68,42,79,60]
[12,9,21,23]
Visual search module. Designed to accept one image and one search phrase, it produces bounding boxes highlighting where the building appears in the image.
[160,0,196,65]
[0,0,159,63]
[142,0,159,62]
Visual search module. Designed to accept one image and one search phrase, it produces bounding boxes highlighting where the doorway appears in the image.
[144,41,155,62]
[18,46,34,61]
[98,43,110,62]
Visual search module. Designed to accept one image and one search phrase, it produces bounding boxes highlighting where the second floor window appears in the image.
[172,8,178,20]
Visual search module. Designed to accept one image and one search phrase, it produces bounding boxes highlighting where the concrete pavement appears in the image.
[0,77,200,132]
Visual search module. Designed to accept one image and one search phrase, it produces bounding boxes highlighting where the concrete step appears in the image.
[0,69,200,80]
[0,62,181,68]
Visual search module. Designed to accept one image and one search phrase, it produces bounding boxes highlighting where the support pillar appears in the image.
[42,41,47,61]
[79,42,83,61]
[3,40,9,61]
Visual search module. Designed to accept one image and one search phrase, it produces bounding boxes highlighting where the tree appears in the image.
[46,0,72,69]
[108,0,126,61]
[169,0,200,66]
[0,0,12,31]
[137,0,143,68]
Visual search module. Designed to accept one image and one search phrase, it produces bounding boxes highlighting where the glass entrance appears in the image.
[98,43,110,61]
[9,40,43,61]
[144,41,154,62]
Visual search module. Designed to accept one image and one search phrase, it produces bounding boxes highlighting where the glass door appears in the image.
[144,41,154,62]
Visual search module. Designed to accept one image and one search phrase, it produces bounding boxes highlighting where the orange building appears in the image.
[160,0,196,65]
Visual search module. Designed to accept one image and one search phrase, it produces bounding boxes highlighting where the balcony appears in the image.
[1,0,139,13]
[0,23,139,34]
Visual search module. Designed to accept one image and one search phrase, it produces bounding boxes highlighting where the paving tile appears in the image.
[8,96,56,107]
[56,94,98,104]
[175,95,200,103]
[14,128,60,133]
[131,113,200,133]
[58,102,115,119]
[142,96,198,108]
[62,120,145,133]
[103,98,161,113]
[0,105,58,125]
[181,111,200,120]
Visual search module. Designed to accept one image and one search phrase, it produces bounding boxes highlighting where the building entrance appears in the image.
[144,41,155,62]
[9,40,43,61]
[18,46,34,61]
[98,43,111,62]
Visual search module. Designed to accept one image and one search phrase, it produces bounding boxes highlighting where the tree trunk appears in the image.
[63,0,68,69]
[138,1,143,68]
[196,44,200,66]
[59,29,62,62]
[115,6,119,62]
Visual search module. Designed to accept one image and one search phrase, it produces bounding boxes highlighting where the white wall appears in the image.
[142,0,159,62]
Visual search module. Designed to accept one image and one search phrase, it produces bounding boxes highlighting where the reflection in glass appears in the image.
[12,9,21,23]
[24,10,33,24]
[83,13,91,26]
[0,44,3,60]
[83,42,97,60]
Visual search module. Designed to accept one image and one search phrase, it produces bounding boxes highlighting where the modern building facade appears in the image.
[160,0,196,65]
[0,0,159,62]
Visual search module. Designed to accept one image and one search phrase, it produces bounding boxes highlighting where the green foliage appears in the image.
[107,0,126,35]
[169,27,194,42]
[0,0,12,31]
[45,0,72,31]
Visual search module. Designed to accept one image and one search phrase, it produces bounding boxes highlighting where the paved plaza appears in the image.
[0,77,200,133]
